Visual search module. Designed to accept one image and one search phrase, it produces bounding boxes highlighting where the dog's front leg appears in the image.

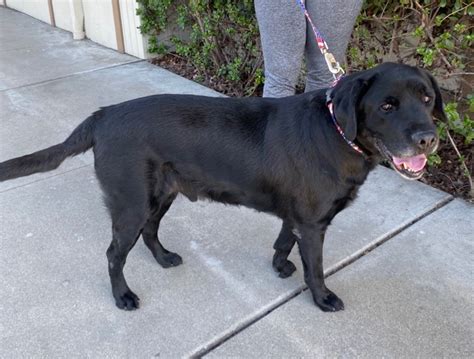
[272,220,298,278]
[296,225,344,312]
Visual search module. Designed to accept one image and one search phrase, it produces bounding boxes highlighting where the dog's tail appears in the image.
[0,111,101,182]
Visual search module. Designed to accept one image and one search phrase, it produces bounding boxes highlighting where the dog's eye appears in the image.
[423,96,432,104]
[380,103,393,112]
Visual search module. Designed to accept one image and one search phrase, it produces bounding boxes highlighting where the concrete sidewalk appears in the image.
[1,7,472,358]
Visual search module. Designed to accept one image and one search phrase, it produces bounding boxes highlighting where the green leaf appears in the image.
[428,153,442,167]
[467,94,474,113]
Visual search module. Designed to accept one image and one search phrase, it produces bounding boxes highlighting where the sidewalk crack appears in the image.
[0,163,93,194]
[191,194,454,358]
[0,60,144,93]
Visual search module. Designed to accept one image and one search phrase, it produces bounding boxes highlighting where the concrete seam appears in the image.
[188,285,306,359]
[192,195,454,358]
[0,59,144,93]
[323,195,454,277]
[0,163,93,194]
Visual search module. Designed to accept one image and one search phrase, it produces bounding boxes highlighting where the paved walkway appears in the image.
[1,7,472,358]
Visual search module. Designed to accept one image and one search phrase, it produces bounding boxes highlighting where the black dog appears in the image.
[0,63,445,312]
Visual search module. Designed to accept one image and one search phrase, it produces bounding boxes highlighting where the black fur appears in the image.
[0,63,444,311]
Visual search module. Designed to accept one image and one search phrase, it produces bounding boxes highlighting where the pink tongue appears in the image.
[392,154,427,171]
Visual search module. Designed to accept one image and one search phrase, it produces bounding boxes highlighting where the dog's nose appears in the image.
[412,131,437,151]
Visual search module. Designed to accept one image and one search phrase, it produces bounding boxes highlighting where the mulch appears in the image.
[151,54,473,203]
[420,135,473,201]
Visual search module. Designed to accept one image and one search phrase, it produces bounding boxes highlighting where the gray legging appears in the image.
[255,0,363,97]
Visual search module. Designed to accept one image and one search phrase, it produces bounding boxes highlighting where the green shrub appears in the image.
[137,0,263,96]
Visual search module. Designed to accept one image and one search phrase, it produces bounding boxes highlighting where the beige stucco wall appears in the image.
[6,0,51,24]
[81,0,117,50]
[119,0,147,58]
[3,0,148,58]
[52,0,73,32]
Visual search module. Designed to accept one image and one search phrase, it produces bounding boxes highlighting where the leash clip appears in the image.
[324,52,345,75]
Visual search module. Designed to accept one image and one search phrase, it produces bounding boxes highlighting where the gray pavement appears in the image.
[0,8,136,91]
[209,199,474,358]
[1,7,473,358]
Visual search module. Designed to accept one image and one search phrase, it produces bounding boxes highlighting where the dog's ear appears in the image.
[422,70,448,122]
[330,76,373,141]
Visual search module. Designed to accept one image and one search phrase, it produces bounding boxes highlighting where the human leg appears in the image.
[255,0,306,97]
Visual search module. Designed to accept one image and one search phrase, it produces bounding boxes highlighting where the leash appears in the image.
[294,0,345,82]
[295,0,365,156]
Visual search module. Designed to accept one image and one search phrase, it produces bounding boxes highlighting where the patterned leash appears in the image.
[295,0,345,82]
[295,0,365,156]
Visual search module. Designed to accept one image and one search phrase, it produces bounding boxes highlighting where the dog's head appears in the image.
[329,63,445,180]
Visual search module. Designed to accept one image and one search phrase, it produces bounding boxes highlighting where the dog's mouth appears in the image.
[375,140,427,180]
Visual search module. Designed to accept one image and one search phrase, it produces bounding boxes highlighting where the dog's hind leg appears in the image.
[106,202,147,310]
[272,220,298,278]
[142,192,183,268]
[98,160,148,310]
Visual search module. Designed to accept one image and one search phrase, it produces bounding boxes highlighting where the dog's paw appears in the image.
[273,252,297,278]
[313,290,344,312]
[156,252,183,268]
[115,290,140,310]
[274,260,297,278]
